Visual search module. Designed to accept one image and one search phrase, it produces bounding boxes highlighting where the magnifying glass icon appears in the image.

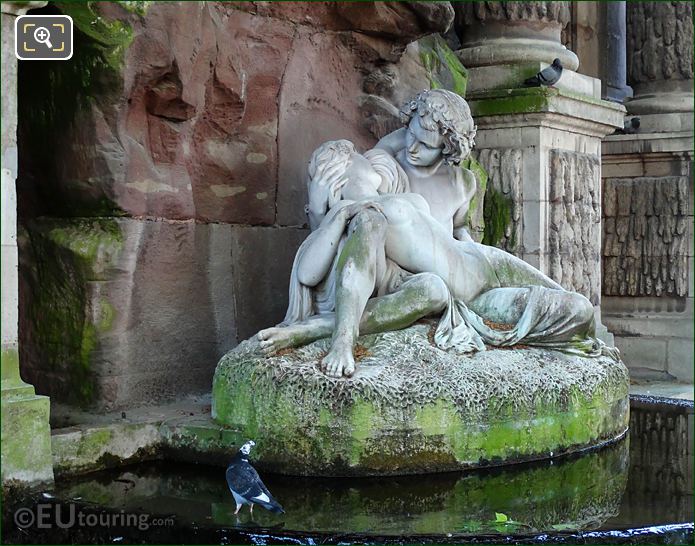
[33,26,53,49]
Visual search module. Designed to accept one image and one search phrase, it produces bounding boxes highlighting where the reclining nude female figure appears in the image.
[259,90,606,378]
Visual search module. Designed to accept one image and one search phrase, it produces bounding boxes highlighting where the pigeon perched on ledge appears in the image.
[226,440,285,515]
[524,58,563,87]
[614,117,641,135]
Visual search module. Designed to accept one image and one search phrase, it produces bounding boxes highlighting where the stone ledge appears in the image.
[212,323,630,476]
[49,396,244,477]
[467,88,624,137]
[467,64,600,98]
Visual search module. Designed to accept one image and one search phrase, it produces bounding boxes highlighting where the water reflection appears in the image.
[57,439,629,536]
[602,399,694,529]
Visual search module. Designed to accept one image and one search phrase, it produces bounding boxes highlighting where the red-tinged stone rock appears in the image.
[276,28,377,226]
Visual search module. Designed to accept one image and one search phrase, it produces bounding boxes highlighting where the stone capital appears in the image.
[1,1,47,16]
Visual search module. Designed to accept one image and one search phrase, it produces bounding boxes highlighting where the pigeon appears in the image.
[524,58,563,87]
[615,116,641,134]
[226,440,284,515]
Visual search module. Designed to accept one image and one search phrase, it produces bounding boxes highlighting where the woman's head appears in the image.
[400,89,477,166]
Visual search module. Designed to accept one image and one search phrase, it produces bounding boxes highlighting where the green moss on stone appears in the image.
[482,188,514,248]
[116,1,149,16]
[469,88,555,117]
[1,394,53,486]
[55,2,134,71]
[211,327,630,476]
[24,219,123,407]
[1,348,21,386]
[418,35,468,97]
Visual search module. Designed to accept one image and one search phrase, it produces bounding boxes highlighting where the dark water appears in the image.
[3,396,693,544]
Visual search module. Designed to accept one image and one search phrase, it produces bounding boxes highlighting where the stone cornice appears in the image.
[468,88,625,138]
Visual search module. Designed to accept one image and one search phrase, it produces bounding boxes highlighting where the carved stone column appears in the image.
[604,2,632,103]
[455,2,578,70]
[454,2,625,343]
[626,1,693,116]
[601,2,694,382]
[1,1,54,487]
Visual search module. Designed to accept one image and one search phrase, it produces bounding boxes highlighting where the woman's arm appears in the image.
[297,200,385,287]
[297,203,352,287]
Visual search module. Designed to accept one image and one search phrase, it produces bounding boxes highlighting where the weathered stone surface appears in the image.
[602,176,690,297]
[625,1,693,114]
[18,217,305,411]
[274,28,376,227]
[230,226,309,341]
[1,391,54,487]
[19,1,454,224]
[334,2,454,43]
[627,2,693,85]
[212,323,630,476]
[456,1,571,24]
[548,149,601,305]
[474,148,523,252]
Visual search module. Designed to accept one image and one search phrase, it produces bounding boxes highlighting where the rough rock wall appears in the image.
[626,1,693,85]
[17,1,455,411]
[602,176,690,298]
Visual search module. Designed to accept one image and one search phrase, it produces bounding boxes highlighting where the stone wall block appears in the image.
[229,226,308,341]
[18,217,309,411]
[548,149,601,304]
[602,176,690,297]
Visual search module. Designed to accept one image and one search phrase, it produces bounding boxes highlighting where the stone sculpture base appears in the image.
[212,322,630,476]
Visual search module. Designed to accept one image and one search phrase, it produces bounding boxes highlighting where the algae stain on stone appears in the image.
[25,219,124,407]
[418,35,469,97]
[210,185,247,198]
[483,188,514,248]
[348,399,377,466]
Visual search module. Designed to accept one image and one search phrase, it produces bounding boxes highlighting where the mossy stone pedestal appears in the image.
[212,323,630,476]
[1,348,54,488]
[2,2,54,490]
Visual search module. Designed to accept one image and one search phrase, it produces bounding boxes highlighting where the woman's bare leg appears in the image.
[322,208,388,378]
[258,273,449,355]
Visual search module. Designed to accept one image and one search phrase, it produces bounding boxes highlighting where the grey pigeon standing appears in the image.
[524,58,563,87]
[226,440,284,515]
[615,117,641,134]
